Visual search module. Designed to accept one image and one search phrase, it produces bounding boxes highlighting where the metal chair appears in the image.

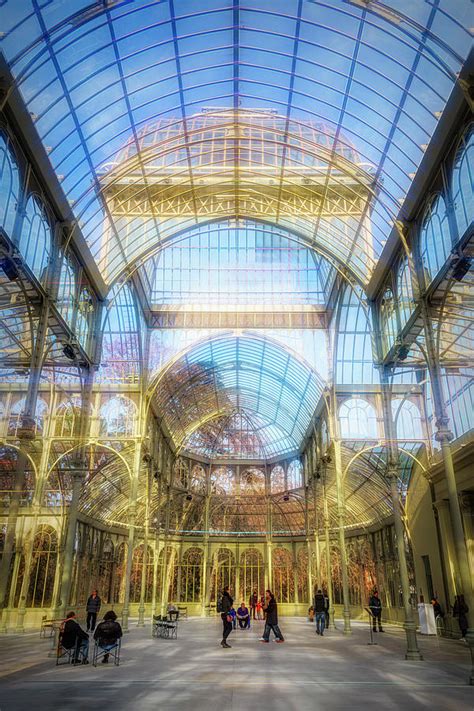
[92,638,121,666]
[56,636,81,666]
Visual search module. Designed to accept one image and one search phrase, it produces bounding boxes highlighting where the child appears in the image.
[256,599,263,620]
[229,605,237,630]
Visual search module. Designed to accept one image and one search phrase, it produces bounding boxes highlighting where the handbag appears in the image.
[226,615,232,623]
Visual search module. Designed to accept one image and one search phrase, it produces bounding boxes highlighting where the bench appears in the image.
[152,614,179,640]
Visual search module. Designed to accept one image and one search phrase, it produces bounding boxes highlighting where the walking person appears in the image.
[85,589,101,632]
[324,589,330,629]
[260,589,284,643]
[368,589,384,632]
[453,594,469,639]
[220,585,233,648]
[313,588,326,636]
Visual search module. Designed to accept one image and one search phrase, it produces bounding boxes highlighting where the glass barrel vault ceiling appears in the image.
[151,334,324,458]
[1,1,472,286]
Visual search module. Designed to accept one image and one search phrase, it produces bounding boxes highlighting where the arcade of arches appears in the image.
[0,0,473,692]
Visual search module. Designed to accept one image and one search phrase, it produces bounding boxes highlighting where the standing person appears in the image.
[369,589,384,632]
[323,589,330,629]
[220,585,233,648]
[453,594,469,638]
[260,589,284,643]
[93,610,123,664]
[249,590,258,620]
[61,611,89,664]
[85,589,101,632]
[313,588,326,636]
[256,598,263,620]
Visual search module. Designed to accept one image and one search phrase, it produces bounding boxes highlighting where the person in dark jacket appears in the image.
[220,586,233,648]
[61,611,89,663]
[93,610,123,663]
[453,595,469,638]
[431,597,444,619]
[313,588,326,636]
[85,589,101,632]
[261,589,284,643]
[323,589,330,629]
[369,590,384,632]
[249,590,258,620]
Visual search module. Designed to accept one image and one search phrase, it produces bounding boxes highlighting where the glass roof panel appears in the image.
[152,333,323,457]
[1,1,469,285]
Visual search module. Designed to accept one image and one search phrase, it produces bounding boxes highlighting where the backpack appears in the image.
[216,594,224,613]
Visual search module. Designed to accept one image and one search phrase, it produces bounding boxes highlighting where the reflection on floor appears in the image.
[0,617,471,710]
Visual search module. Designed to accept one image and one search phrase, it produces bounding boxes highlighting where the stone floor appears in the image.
[0,617,472,710]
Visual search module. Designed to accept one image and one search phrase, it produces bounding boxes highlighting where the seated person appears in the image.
[61,611,89,664]
[93,610,123,663]
[229,606,237,630]
[236,602,250,629]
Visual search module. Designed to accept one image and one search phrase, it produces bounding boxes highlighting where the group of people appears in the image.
[60,590,122,664]
[432,594,469,639]
[219,587,285,648]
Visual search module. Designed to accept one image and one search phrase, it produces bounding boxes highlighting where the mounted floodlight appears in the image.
[0,256,19,281]
[398,344,410,361]
[185,492,193,501]
[283,491,290,502]
[452,256,471,281]
[62,343,76,360]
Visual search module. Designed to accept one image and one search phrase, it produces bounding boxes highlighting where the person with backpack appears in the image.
[260,589,284,643]
[93,610,123,663]
[313,588,326,636]
[219,585,233,648]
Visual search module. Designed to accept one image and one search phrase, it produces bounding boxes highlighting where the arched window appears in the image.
[97,539,114,604]
[271,465,285,493]
[397,259,414,328]
[130,544,154,603]
[57,256,76,326]
[75,287,94,351]
[26,525,58,607]
[19,194,51,282]
[380,286,398,353]
[336,284,379,384]
[240,467,265,495]
[211,466,235,495]
[180,547,203,602]
[0,446,35,508]
[452,125,473,238]
[297,547,309,603]
[392,399,423,440]
[99,395,136,436]
[173,457,189,488]
[339,398,378,439]
[157,545,178,602]
[420,194,452,283]
[0,132,20,237]
[99,281,141,384]
[287,459,303,489]
[210,548,235,602]
[272,547,293,603]
[240,548,264,602]
[54,397,82,437]
[112,542,126,603]
[190,464,207,493]
[8,396,49,437]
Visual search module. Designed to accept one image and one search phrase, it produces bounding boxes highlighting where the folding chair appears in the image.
[56,636,81,666]
[92,638,121,666]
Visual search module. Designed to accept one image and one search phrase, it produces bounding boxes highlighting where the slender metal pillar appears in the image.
[331,443,351,634]
[322,482,335,628]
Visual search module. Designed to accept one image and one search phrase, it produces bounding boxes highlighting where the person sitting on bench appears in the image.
[93,610,123,663]
[61,611,89,664]
[237,602,250,629]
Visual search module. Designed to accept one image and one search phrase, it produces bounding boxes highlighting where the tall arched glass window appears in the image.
[98,282,141,384]
[336,285,379,383]
[287,459,303,489]
[19,194,51,282]
[452,125,473,238]
[391,399,423,440]
[99,395,136,436]
[26,525,58,607]
[180,547,203,603]
[272,547,294,603]
[397,259,415,328]
[0,132,20,237]
[75,287,94,351]
[420,194,451,284]
[271,464,285,493]
[339,398,378,439]
[57,256,76,326]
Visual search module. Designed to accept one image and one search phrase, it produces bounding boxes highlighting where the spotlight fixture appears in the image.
[0,256,19,281]
[283,491,290,502]
[185,492,193,501]
[398,344,410,361]
[452,256,471,282]
[62,343,76,360]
